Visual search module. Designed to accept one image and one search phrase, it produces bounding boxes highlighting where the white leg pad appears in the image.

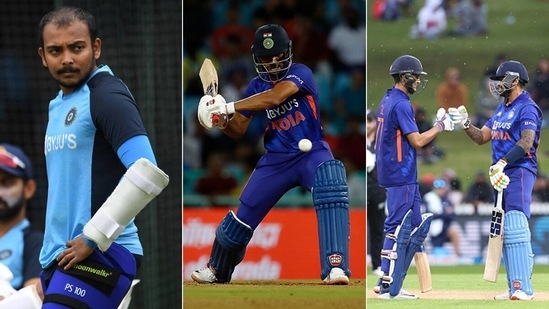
[84,158,169,251]
[117,279,140,309]
[0,285,42,309]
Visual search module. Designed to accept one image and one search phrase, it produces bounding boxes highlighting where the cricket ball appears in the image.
[298,139,312,152]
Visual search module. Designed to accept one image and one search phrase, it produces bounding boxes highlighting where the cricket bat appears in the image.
[483,190,504,282]
[198,58,220,123]
[415,250,432,292]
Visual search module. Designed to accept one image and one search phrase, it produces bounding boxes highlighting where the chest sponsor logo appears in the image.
[266,99,299,120]
[44,133,77,155]
[491,120,511,130]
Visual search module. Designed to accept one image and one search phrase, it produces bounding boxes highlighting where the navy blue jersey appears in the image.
[485,91,542,175]
[375,87,420,187]
[0,219,43,289]
[240,63,324,153]
[40,65,148,268]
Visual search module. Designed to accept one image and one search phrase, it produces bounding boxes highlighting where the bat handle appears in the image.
[496,189,503,209]
[212,114,220,123]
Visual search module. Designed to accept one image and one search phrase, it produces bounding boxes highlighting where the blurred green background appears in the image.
[367,0,549,190]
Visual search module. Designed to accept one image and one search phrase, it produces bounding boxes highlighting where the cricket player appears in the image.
[450,60,541,301]
[37,7,168,308]
[192,24,351,285]
[374,55,454,299]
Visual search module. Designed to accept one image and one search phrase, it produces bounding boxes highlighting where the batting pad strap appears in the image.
[125,164,164,195]
[216,211,253,249]
[86,209,125,240]
[83,158,169,252]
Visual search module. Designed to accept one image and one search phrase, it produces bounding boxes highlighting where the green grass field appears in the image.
[183,266,549,308]
[183,279,366,309]
[367,265,549,307]
[367,0,549,189]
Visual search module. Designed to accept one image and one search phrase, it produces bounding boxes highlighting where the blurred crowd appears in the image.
[373,0,488,40]
[183,0,366,207]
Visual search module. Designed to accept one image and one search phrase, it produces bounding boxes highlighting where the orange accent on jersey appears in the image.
[306,95,318,119]
[397,129,402,162]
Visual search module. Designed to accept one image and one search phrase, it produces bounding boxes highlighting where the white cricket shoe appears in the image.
[373,277,383,294]
[378,288,418,300]
[511,290,533,301]
[494,291,510,300]
[191,267,218,284]
[494,290,533,301]
[323,267,349,285]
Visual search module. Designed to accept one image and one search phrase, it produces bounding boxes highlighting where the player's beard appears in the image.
[56,67,89,91]
[56,58,96,92]
[0,194,25,222]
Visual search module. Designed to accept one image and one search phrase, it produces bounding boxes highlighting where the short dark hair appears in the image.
[367,111,375,122]
[38,6,97,48]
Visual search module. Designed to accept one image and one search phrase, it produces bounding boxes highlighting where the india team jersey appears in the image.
[485,91,542,174]
[375,87,420,187]
[40,65,147,268]
[0,219,42,289]
[240,63,324,153]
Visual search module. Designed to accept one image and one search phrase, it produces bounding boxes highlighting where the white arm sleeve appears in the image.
[83,158,169,251]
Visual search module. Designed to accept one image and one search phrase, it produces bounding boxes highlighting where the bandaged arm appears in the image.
[83,136,169,252]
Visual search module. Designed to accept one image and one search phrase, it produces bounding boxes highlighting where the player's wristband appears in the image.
[434,121,444,132]
[504,144,526,163]
[463,118,471,129]
[226,102,235,114]
[82,235,98,249]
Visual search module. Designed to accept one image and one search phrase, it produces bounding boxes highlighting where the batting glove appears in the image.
[434,108,454,131]
[197,94,231,130]
[489,159,510,191]
[197,95,215,129]
[211,113,230,129]
[207,94,235,115]
[448,105,471,129]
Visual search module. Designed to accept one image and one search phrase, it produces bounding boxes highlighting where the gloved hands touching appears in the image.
[448,105,470,129]
[434,108,454,131]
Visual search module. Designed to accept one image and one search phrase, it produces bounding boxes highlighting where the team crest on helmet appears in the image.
[328,254,343,267]
[65,107,77,126]
[263,32,274,49]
